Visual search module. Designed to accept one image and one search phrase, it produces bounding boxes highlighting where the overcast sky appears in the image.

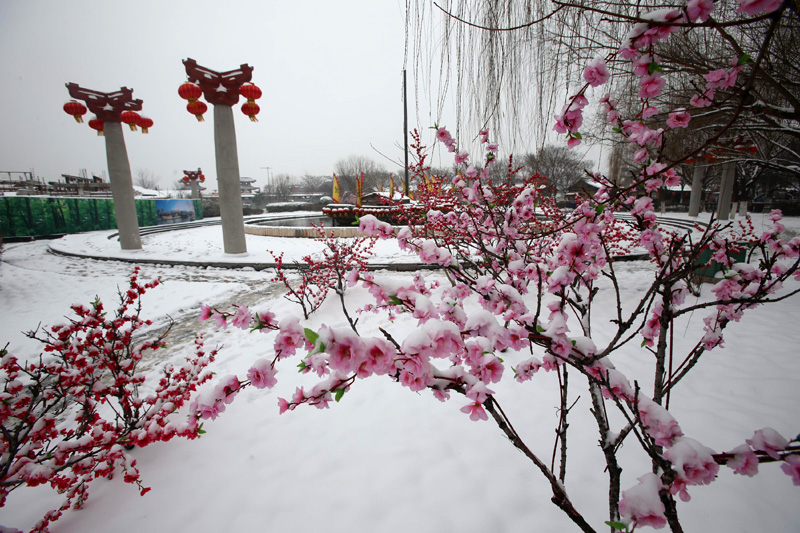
[0,0,457,190]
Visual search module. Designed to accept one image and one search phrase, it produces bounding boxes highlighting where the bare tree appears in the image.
[135,169,161,190]
[333,155,388,197]
[270,174,295,202]
[523,145,589,198]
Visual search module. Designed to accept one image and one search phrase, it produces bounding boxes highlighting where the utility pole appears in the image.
[403,69,409,197]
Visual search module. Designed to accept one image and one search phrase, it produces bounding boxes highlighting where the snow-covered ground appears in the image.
[1,211,799,532]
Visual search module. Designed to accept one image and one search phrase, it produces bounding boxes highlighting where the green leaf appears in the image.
[737,54,752,66]
[536,324,545,333]
[648,62,663,74]
[297,360,308,372]
[605,521,628,532]
[612,127,622,134]
[197,423,206,436]
[388,295,404,306]
[573,132,583,140]
[334,388,346,402]
[595,204,606,215]
[304,328,319,346]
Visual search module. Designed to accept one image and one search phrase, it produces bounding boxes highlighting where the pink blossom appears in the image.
[435,126,453,145]
[460,401,488,421]
[737,0,783,15]
[746,427,789,460]
[211,312,227,329]
[639,73,666,99]
[199,304,212,321]
[231,305,251,329]
[619,473,668,529]
[247,359,278,389]
[667,110,691,128]
[567,137,582,149]
[690,89,715,107]
[781,455,800,485]
[583,57,610,87]
[454,150,469,165]
[686,0,715,21]
[487,142,499,152]
[705,69,734,89]
[642,105,659,119]
[327,332,364,373]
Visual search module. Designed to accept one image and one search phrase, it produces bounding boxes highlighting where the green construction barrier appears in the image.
[0,197,202,238]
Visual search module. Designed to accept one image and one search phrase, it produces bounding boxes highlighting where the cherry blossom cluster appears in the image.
[268,225,376,320]
[1,268,217,532]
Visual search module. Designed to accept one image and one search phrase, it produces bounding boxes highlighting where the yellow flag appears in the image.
[389,173,395,198]
[332,174,341,203]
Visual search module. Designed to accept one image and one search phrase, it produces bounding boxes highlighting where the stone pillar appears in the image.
[213,104,247,255]
[688,164,705,217]
[103,120,142,250]
[717,162,735,220]
[190,180,200,199]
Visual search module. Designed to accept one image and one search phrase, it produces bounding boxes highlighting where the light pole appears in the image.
[260,166,272,200]
[64,83,153,251]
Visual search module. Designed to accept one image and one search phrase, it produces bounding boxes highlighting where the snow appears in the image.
[1,211,799,532]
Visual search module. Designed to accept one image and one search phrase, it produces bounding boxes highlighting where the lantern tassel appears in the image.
[195,115,205,122]
[73,115,84,124]
[142,127,149,134]
[249,115,258,122]
[97,130,105,137]
[128,124,138,131]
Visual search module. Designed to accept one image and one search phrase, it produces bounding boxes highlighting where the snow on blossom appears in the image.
[725,443,759,476]
[737,0,783,15]
[454,150,469,165]
[359,215,393,238]
[666,109,691,128]
[247,359,278,389]
[746,427,789,460]
[583,56,610,87]
[637,396,683,447]
[664,437,719,488]
[514,357,541,382]
[619,473,668,529]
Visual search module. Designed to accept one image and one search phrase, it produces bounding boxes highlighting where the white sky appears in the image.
[0,0,457,190]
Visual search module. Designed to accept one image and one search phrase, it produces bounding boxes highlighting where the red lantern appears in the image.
[182,176,190,182]
[187,100,208,122]
[178,82,202,102]
[63,100,88,123]
[88,117,104,136]
[198,173,206,182]
[138,116,154,134]
[120,110,141,131]
[241,102,260,122]
[239,83,262,102]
